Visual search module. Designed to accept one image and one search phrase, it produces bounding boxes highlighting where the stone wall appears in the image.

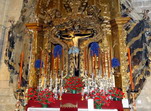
[132,0,151,19]
[0,0,23,110]
[136,75,151,111]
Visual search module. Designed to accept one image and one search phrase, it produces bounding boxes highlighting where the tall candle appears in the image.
[99,80,102,89]
[55,77,58,93]
[107,52,110,78]
[51,53,54,77]
[84,48,86,70]
[94,55,96,77]
[91,51,93,74]
[62,49,64,70]
[128,48,134,90]
[87,48,89,77]
[101,52,105,78]
[112,75,115,87]
[110,47,112,71]
[38,78,41,90]
[56,57,59,78]
[59,86,63,100]
[87,78,90,94]
[28,43,32,78]
[40,50,43,74]
[81,88,84,96]
[45,53,48,74]
[92,73,94,85]
[49,78,52,91]
[100,51,103,78]
[61,71,63,87]
[58,57,60,74]
[18,52,24,88]
[44,77,47,89]
[104,52,106,75]
[50,52,52,70]
[98,49,100,70]
[41,76,45,88]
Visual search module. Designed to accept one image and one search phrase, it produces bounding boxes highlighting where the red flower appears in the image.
[108,88,125,100]
[64,76,84,92]
[90,88,111,107]
[27,88,55,104]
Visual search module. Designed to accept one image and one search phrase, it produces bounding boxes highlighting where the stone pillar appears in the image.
[110,17,130,97]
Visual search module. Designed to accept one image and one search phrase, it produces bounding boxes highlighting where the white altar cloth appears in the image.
[28,107,118,111]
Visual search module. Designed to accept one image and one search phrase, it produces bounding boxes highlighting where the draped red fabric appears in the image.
[26,94,123,111]
[60,107,78,111]
[102,101,123,111]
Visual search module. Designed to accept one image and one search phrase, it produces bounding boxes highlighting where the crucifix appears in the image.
[58,29,94,75]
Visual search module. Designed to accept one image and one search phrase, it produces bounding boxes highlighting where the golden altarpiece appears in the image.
[25,0,131,100]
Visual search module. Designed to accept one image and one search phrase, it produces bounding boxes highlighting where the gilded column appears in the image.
[26,23,42,87]
[110,17,130,98]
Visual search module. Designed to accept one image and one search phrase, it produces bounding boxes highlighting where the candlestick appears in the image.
[81,88,84,96]
[112,75,115,87]
[81,88,84,101]
[94,80,97,89]
[99,79,102,89]
[41,76,45,88]
[61,71,63,87]
[49,78,52,91]
[38,78,41,90]
[87,78,90,95]
[92,73,94,87]
[55,75,58,94]
[92,73,94,82]
[98,69,102,78]
[59,87,63,100]
[44,77,47,89]
[128,48,134,90]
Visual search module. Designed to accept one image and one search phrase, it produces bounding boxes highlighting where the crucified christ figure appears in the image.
[62,31,94,71]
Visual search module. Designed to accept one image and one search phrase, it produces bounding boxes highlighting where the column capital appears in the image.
[26,23,42,31]
[110,17,131,27]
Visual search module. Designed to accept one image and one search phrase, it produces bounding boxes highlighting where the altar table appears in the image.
[27,108,118,111]
[26,94,123,111]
